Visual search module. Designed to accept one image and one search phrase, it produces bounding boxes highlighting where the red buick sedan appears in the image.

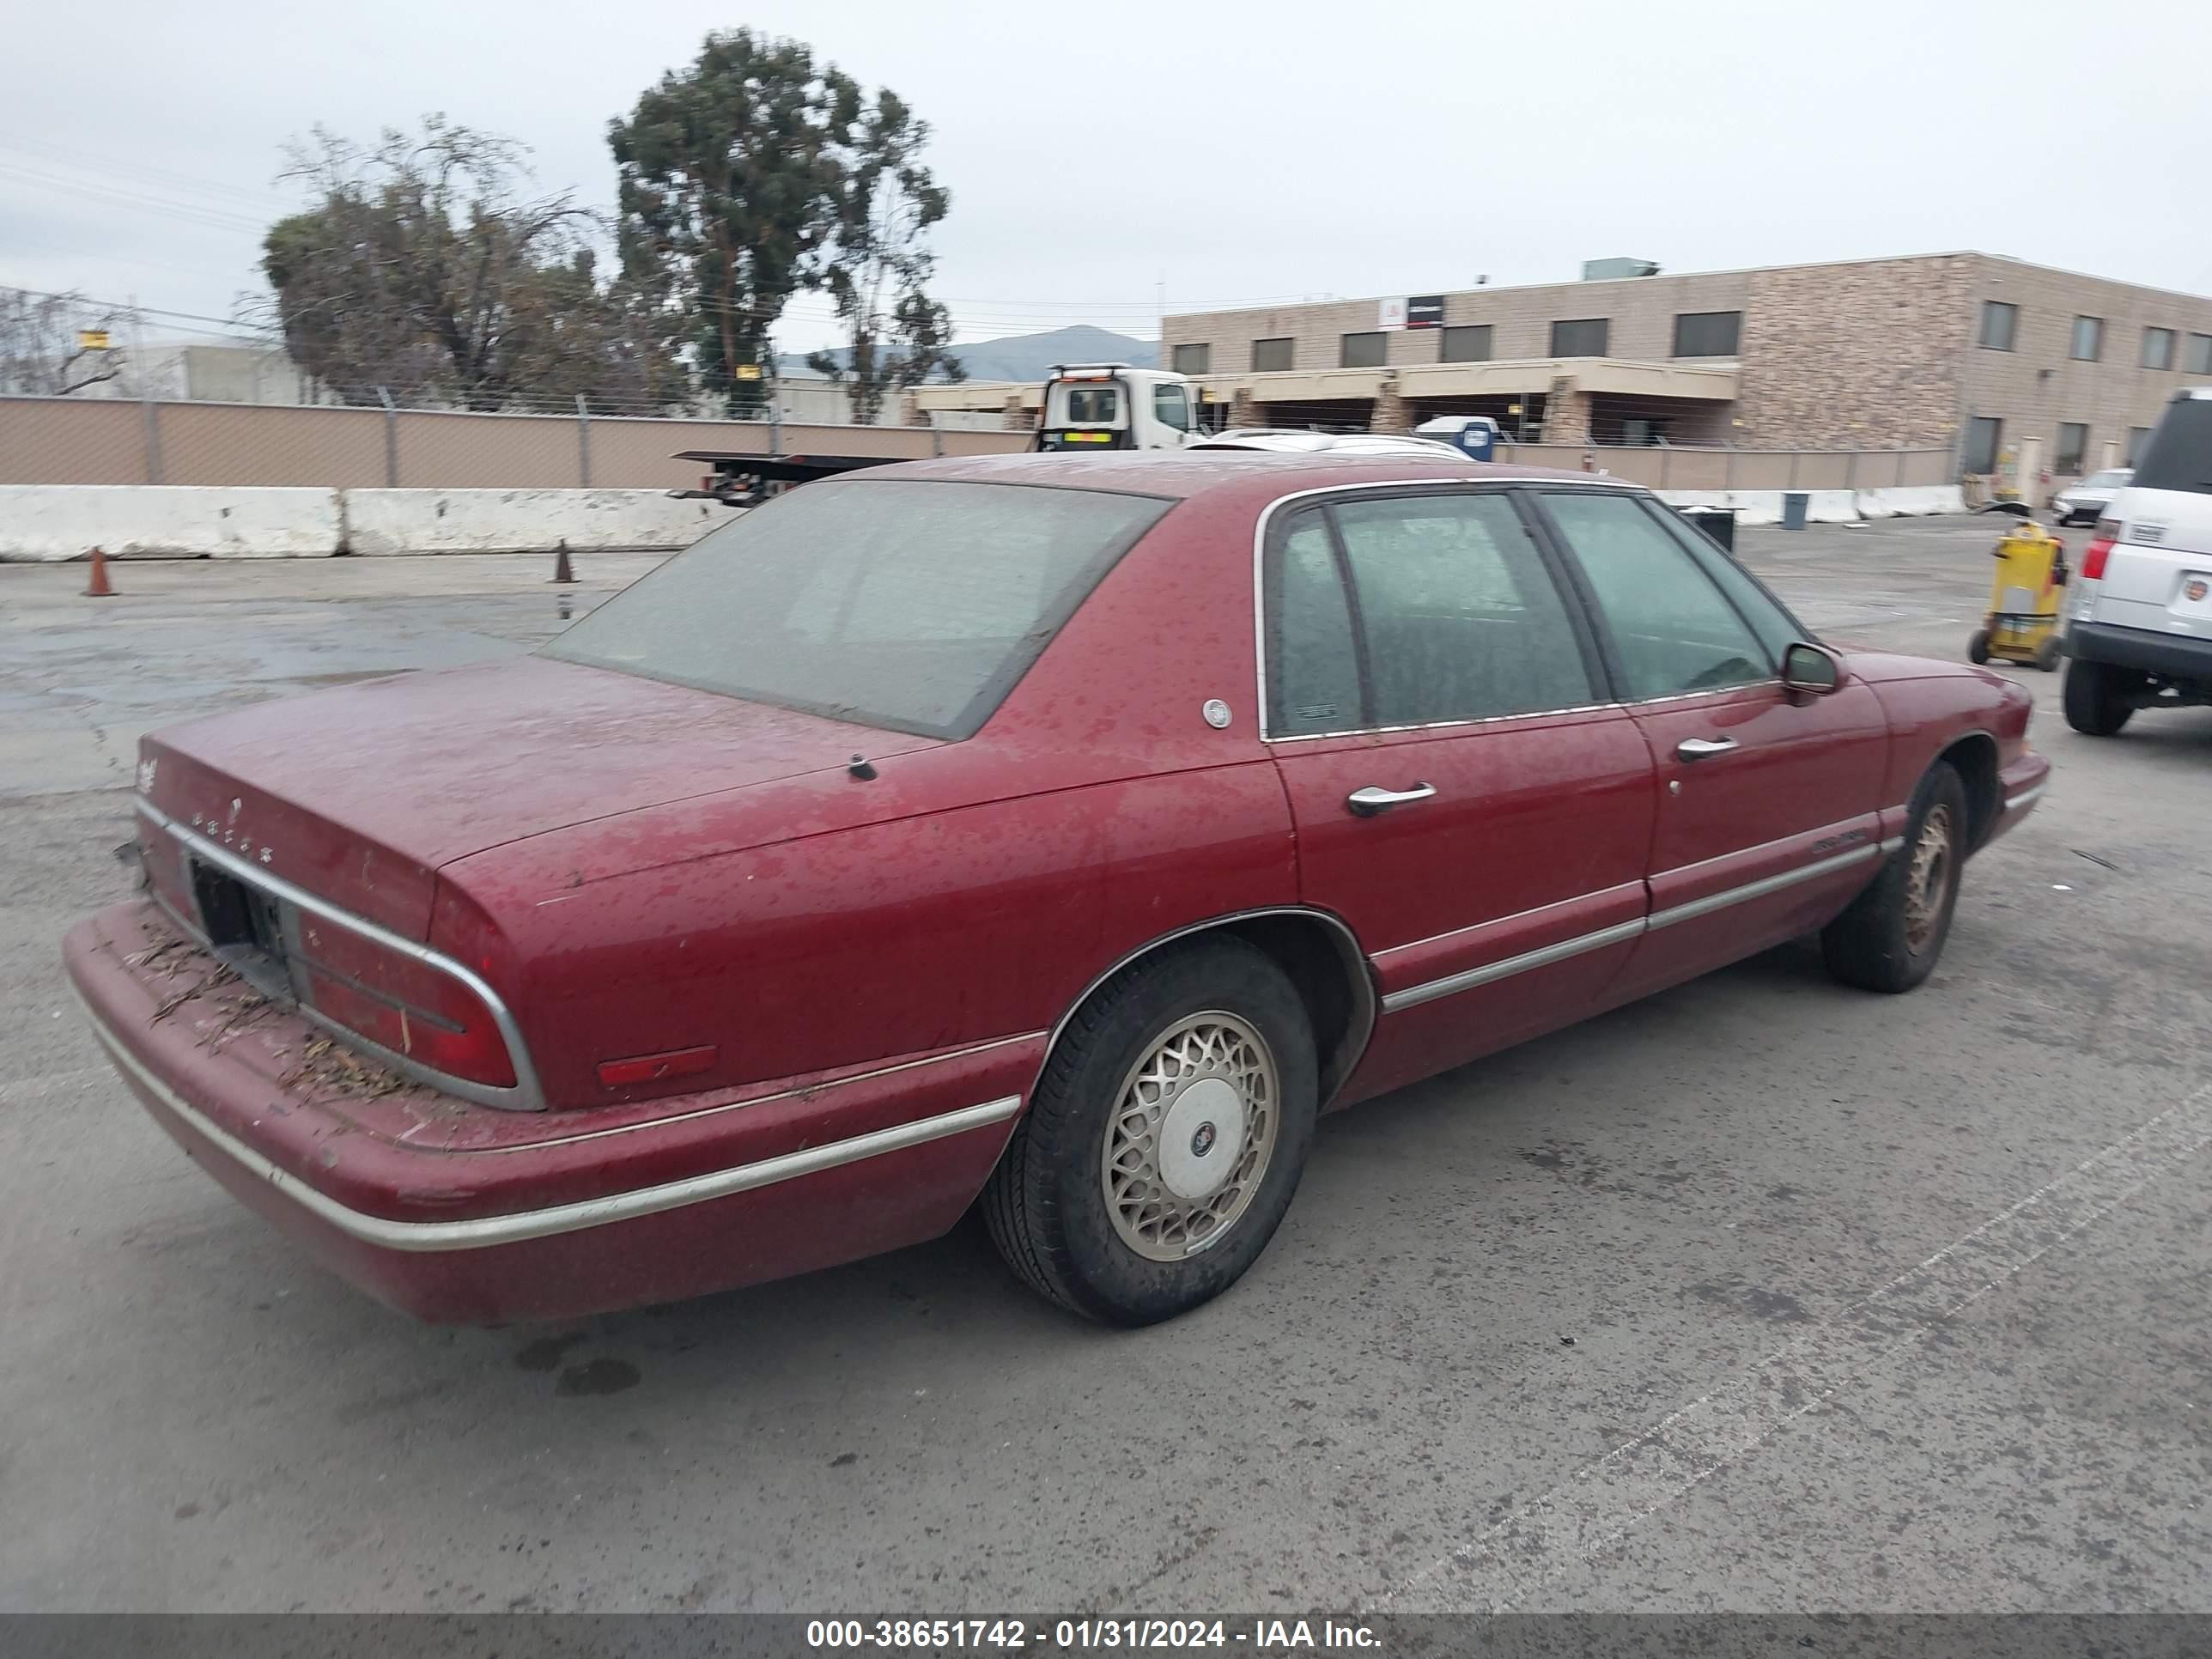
[64,454,2047,1327]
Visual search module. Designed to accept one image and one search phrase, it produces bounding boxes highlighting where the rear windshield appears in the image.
[542,477,1172,738]
[2132,399,2212,496]
[1060,386,1120,424]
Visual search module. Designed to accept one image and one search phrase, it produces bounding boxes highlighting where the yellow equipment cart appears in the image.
[1968,522,2069,671]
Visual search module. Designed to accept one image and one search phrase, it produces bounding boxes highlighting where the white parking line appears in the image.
[1376,1080,2212,1613]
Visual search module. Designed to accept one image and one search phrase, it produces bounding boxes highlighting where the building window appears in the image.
[2056,422,2088,474]
[1551,318,1609,357]
[2188,333,2212,375]
[1252,337,1293,373]
[1170,343,1209,376]
[1440,324,1492,363]
[1963,416,2003,476]
[1672,311,1741,357]
[1340,331,1387,368]
[2127,426,2152,465]
[1978,301,2018,351]
[2070,316,2104,362]
[2142,326,2176,370]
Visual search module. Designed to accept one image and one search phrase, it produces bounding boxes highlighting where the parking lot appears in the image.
[2,515,2208,1614]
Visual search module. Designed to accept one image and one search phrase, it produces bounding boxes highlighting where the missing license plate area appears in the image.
[186,859,294,998]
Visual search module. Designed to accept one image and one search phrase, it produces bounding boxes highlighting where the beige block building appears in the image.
[1157,252,2212,481]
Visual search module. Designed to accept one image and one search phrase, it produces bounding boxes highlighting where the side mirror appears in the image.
[1781,641,1845,696]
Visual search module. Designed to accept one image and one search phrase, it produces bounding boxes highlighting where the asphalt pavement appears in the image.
[1,520,2207,1615]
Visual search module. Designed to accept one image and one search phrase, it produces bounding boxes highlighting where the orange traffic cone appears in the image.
[550,540,574,584]
[84,545,113,598]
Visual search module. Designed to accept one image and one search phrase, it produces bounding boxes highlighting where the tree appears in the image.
[0,287,133,397]
[258,117,680,410]
[805,92,963,423]
[609,29,860,413]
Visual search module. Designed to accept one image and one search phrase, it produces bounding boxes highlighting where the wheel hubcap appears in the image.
[1905,803,1953,953]
[1103,1012,1278,1262]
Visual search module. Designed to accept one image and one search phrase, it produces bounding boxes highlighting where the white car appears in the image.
[2050,467,2133,526]
[1189,428,1467,458]
[2061,392,2212,734]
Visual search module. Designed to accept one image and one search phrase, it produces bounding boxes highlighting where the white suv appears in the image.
[2061,388,2212,735]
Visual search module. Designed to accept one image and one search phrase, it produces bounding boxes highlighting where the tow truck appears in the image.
[669,364,1201,507]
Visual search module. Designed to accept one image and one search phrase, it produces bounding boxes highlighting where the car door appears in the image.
[1527,488,1888,1000]
[1263,488,1656,1103]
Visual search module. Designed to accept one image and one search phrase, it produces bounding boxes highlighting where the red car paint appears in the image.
[64,454,2049,1322]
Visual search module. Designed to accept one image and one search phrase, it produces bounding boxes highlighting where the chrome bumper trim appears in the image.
[2002,783,2046,814]
[77,987,1022,1254]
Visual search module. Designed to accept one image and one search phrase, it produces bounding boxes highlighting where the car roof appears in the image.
[849,448,1645,505]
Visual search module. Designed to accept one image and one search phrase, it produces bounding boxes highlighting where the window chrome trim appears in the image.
[78,988,1019,1253]
[136,798,546,1113]
[1249,476,1644,744]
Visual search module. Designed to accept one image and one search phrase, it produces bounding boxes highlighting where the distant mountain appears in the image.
[781,324,1157,386]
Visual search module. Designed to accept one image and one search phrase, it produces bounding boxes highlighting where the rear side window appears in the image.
[1537,491,1771,702]
[1264,492,1595,735]
[2131,398,2212,497]
[1267,514,1362,737]
[544,478,1170,739]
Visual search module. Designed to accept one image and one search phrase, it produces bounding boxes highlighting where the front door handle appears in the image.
[1346,782,1437,817]
[1675,737,1739,761]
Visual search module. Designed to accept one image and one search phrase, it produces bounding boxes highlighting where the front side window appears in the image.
[1152,384,1191,432]
[1551,318,1609,357]
[2071,315,2103,361]
[1170,342,1210,376]
[1252,337,1293,373]
[1537,491,1771,702]
[1648,500,1808,664]
[544,479,1171,739]
[2142,327,2176,370]
[1340,331,1386,368]
[1978,301,2018,351]
[2056,422,2088,474]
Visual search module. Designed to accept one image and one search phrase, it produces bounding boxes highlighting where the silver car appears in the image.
[2051,466,2132,526]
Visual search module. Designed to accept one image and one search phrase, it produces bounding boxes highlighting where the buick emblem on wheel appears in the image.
[1190,1121,1218,1158]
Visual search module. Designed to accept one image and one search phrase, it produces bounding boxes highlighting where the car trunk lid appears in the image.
[139,656,944,940]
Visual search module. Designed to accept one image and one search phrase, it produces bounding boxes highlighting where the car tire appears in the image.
[2034,635,2063,672]
[1820,762,1969,994]
[1966,629,1991,665]
[2062,659,2135,736]
[983,936,1319,1326]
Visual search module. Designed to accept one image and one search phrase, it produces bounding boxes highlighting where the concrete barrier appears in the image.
[340,489,739,556]
[1855,485,1966,519]
[0,484,343,562]
[1661,485,1964,526]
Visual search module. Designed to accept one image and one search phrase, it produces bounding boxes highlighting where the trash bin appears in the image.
[1781,491,1810,531]
[1413,415,1499,461]
[1679,507,1737,551]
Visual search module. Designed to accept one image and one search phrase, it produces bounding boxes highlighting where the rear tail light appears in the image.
[293,917,517,1088]
[2081,519,2119,580]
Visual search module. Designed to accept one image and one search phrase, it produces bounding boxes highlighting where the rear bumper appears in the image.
[65,900,1036,1323]
[2064,621,2212,682]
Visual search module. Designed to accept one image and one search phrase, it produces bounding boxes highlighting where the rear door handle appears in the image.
[1346,783,1437,817]
[1675,737,1739,761]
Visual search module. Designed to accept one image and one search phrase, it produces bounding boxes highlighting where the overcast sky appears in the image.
[6,0,2209,354]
